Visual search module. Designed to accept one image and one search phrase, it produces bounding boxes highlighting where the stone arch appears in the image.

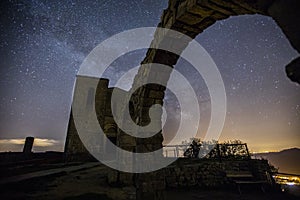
[127,0,300,198]
[129,0,300,152]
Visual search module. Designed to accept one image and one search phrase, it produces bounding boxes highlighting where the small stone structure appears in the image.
[23,136,34,154]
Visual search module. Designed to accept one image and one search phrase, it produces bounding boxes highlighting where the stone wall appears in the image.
[164,159,272,188]
[105,158,273,199]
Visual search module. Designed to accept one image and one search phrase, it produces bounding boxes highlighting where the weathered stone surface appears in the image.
[196,17,216,30]
[212,11,229,20]
[233,0,274,14]
[168,20,202,36]
[268,0,300,53]
[118,135,136,147]
[187,0,215,16]
[286,57,300,84]
[211,0,255,15]
[176,11,204,25]
[197,0,236,16]
[148,90,165,99]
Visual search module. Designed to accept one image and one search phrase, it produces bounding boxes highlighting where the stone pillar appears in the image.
[23,136,34,154]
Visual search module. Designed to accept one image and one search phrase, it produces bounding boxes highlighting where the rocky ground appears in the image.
[0,163,299,200]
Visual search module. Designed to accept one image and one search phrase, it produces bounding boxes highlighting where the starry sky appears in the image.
[0,0,299,153]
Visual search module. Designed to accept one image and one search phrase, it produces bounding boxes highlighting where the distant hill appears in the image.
[253,148,300,175]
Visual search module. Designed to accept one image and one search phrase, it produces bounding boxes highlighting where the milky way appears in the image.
[0,0,299,152]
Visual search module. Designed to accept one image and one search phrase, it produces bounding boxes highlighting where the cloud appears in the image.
[0,139,25,145]
[33,138,61,147]
[0,138,60,147]
[0,138,63,152]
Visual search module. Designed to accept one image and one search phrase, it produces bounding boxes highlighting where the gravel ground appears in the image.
[1,164,299,200]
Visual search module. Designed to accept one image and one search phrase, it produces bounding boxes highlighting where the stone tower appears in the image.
[64,76,123,161]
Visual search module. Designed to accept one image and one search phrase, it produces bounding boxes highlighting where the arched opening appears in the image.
[130,0,300,196]
[130,0,300,153]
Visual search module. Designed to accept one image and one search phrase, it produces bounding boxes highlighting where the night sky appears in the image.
[0,0,299,153]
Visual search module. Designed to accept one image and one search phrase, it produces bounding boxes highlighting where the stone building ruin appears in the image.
[65,76,122,161]
[65,0,300,199]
